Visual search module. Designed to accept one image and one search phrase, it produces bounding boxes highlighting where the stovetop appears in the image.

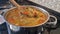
[0,0,60,34]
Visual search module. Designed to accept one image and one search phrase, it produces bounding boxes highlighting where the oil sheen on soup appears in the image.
[5,7,47,26]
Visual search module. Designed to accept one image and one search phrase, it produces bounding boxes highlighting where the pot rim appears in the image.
[4,5,50,28]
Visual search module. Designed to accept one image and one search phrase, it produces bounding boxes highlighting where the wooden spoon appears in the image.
[9,0,22,9]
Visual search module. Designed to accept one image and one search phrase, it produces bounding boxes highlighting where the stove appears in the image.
[0,0,60,34]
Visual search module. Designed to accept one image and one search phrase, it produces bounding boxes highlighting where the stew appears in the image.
[5,6,47,26]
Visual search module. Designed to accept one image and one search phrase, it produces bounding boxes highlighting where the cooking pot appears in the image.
[0,0,57,34]
[0,6,57,34]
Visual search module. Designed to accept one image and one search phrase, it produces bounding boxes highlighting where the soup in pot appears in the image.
[5,6,47,26]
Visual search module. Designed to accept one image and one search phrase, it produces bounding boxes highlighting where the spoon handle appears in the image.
[9,0,21,8]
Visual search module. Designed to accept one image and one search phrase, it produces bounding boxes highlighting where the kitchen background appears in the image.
[30,0,60,13]
[0,0,60,34]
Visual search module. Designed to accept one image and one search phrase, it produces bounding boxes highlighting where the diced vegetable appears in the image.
[8,18,14,23]
[22,11,29,15]
[33,12,37,17]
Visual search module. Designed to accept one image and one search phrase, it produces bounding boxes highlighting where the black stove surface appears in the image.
[0,0,60,34]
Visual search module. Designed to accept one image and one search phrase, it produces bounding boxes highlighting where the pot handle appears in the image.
[0,9,8,24]
[0,9,8,15]
[0,11,5,24]
[47,15,57,25]
[0,10,4,16]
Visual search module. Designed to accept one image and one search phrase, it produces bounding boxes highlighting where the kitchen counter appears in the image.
[30,0,60,13]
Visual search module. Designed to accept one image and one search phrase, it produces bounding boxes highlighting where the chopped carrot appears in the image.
[22,11,29,15]
[8,18,15,23]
